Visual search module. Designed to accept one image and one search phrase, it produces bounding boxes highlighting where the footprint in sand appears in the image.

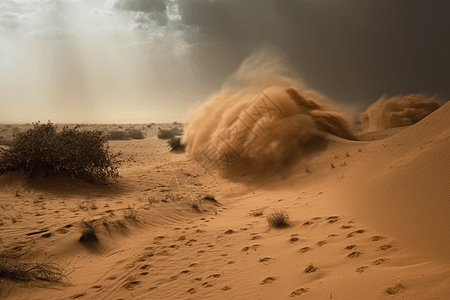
[290,288,310,297]
[304,264,318,273]
[341,225,353,229]
[326,216,341,223]
[345,245,357,250]
[186,288,197,294]
[224,229,235,234]
[371,235,386,242]
[355,266,369,273]
[373,258,391,265]
[180,270,190,274]
[347,229,365,238]
[70,293,86,299]
[123,279,140,289]
[303,221,313,227]
[347,251,363,258]
[290,237,299,243]
[261,277,277,285]
[259,257,275,263]
[317,240,327,247]
[221,286,231,291]
[386,283,406,295]
[242,244,261,252]
[377,245,393,251]
[250,235,262,240]
[298,247,312,253]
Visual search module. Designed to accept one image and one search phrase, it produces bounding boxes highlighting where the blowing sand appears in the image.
[1,101,450,299]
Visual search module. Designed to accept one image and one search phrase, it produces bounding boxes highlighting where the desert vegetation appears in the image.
[168,137,186,152]
[0,121,121,182]
[157,127,183,140]
[266,210,290,228]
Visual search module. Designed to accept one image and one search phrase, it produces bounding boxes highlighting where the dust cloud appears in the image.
[360,94,441,132]
[182,48,356,177]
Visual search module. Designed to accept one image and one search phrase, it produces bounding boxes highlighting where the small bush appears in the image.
[157,128,183,140]
[0,121,121,182]
[107,130,130,140]
[127,129,145,140]
[266,210,290,228]
[168,137,185,152]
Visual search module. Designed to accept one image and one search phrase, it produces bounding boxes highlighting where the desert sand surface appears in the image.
[1,102,450,300]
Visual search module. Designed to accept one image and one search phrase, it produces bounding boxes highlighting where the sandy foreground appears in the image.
[1,104,450,300]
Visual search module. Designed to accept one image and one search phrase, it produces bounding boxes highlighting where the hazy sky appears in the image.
[1,0,449,123]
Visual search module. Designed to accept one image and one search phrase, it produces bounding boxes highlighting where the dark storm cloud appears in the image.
[177,0,450,106]
[114,0,167,13]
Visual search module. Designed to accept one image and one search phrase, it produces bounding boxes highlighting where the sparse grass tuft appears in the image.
[79,221,98,243]
[0,254,68,282]
[266,210,290,228]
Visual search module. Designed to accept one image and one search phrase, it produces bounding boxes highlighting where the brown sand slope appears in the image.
[1,109,450,299]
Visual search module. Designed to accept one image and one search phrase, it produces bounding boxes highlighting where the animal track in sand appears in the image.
[345,245,357,250]
[347,229,365,238]
[317,240,327,247]
[289,237,299,243]
[386,283,406,295]
[371,235,386,241]
[298,247,312,253]
[224,229,235,234]
[340,225,353,229]
[186,288,197,294]
[70,293,86,299]
[290,288,310,297]
[259,257,274,263]
[377,245,393,251]
[242,244,261,252]
[123,279,140,289]
[326,216,341,223]
[302,221,313,227]
[304,264,318,273]
[347,251,363,258]
[221,286,231,291]
[261,277,277,285]
[372,258,390,265]
[355,266,369,273]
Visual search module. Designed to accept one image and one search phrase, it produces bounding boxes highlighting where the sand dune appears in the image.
[1,102,450,299]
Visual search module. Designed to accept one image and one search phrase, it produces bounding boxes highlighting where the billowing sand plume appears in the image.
[360,94,441,132]
[182,49,356,177]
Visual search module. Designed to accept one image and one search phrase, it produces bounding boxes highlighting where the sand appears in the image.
[1,103,450,299]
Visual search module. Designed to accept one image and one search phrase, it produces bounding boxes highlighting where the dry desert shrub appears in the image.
[0,254,67,282]
[107,130,130,140]
[266,210,290,228]
[126,129,145,139]
[79,221,99,243]
[0,121,121,182]
[157,128,183,140]
[168,137,186,152]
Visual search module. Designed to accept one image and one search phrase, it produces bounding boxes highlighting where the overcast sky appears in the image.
[1,0,449,123]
